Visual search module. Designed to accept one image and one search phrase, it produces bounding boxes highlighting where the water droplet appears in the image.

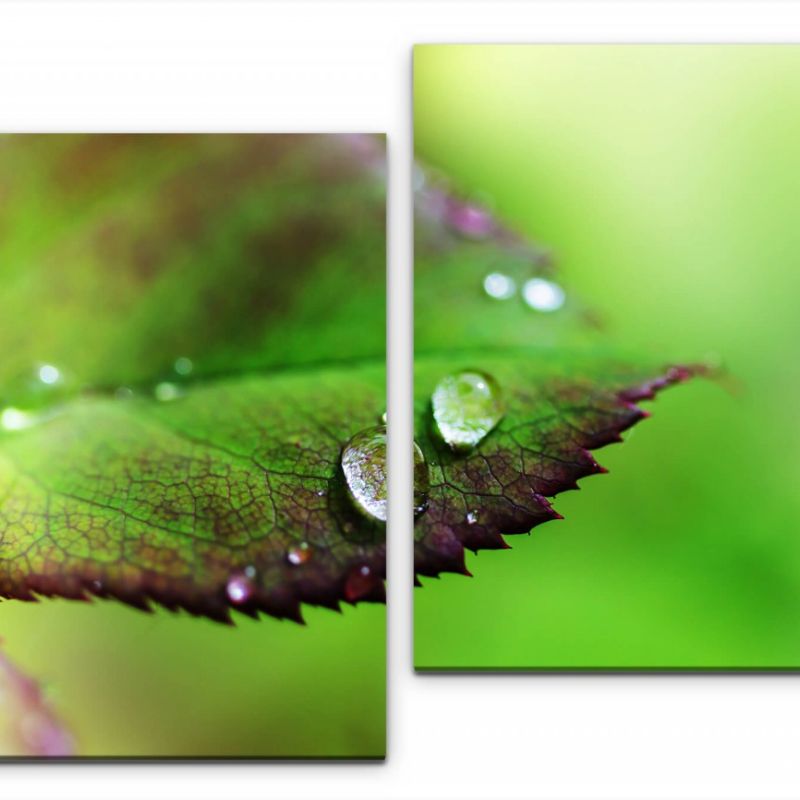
[522,278,565,312]
[316,489,326,497]
[114,386,134,400]
[0,407,35,432]
[37,364,61,385]
[173,357,193,376]
[431,371,505,452]
[154,382,182,402]
[287,542,312,566]
[445,198,495,239]
[466,510,479,525]
[225,573,254,605]
[341,425,429,521]
[243,565,257,579]
[344,563,379,602]
[482,272,516,300]
[341,426,388,522]
[380,410,388,424]
[412,441,430,518]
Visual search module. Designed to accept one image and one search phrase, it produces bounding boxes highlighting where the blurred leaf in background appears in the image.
[414,45,800,669]
[0,134,386,756]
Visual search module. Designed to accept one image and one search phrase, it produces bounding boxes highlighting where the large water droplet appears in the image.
[483,272,516,300]
[522,277,565,312]
[341,425,429,521]
[432,371,505,452]
[286,542,312,566]
[225,573,254,605]
[412,441,430,518]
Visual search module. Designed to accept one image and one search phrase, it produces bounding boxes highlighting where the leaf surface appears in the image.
[0,135,387,622]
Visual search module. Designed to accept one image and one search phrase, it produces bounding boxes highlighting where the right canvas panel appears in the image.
[413,44,800,670]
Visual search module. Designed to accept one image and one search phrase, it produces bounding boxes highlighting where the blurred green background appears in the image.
[0,601,385,757]
[414,45,800,669]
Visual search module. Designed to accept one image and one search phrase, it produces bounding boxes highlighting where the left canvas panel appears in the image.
[0,134,386,758]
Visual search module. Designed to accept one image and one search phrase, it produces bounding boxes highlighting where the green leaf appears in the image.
[0,135,387,623]
[413,173,700,578]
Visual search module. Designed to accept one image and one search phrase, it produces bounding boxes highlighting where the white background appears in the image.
[2,2,800,798]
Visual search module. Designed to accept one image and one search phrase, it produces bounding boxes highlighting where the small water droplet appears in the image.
[316,489,326,497]
[90,579,103,591]
[431,371,505,452]
[380,410,388,424]
[243,565,257,579]
[37,364,61,385]
[341,426,388,522]
[173,357,194,376]
[114,386,134,400]
[0,407,36,432]
[154,382,182,402]
[344,563,379,602]
[286,542,312,566]
[522,278,565,312]
[466,510,479,525]
[225,573,254,605]
[483,272,516,300]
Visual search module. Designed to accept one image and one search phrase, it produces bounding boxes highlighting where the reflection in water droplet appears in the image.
[483,272,516,300]
[225,573,254,605]
[37,364,61,385]
[341,426,388,522]
[174,357,194,376]
[522,278,565,312]
[432,371,505,452]
[287,542,312,566]
[466,510,479,525]
[154,382,182,402]
[0,408,36,432]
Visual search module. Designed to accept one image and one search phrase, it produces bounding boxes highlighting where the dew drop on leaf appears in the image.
[0,407,36,432]
[286,542,312,566]
[154,382,182,402]
[37,364,61,385]
[482,272,516,300]
[412,440,430,518]
[466,510,479,525]
[225,573,254,605]
[431,370,505,452]
[521,277,565,312]
[341,426,388,522]
[341,425,429,521]
[344,563,379,602]
[173,356,194,376]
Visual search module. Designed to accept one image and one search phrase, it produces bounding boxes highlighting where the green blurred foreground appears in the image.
[414,45,800,669]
